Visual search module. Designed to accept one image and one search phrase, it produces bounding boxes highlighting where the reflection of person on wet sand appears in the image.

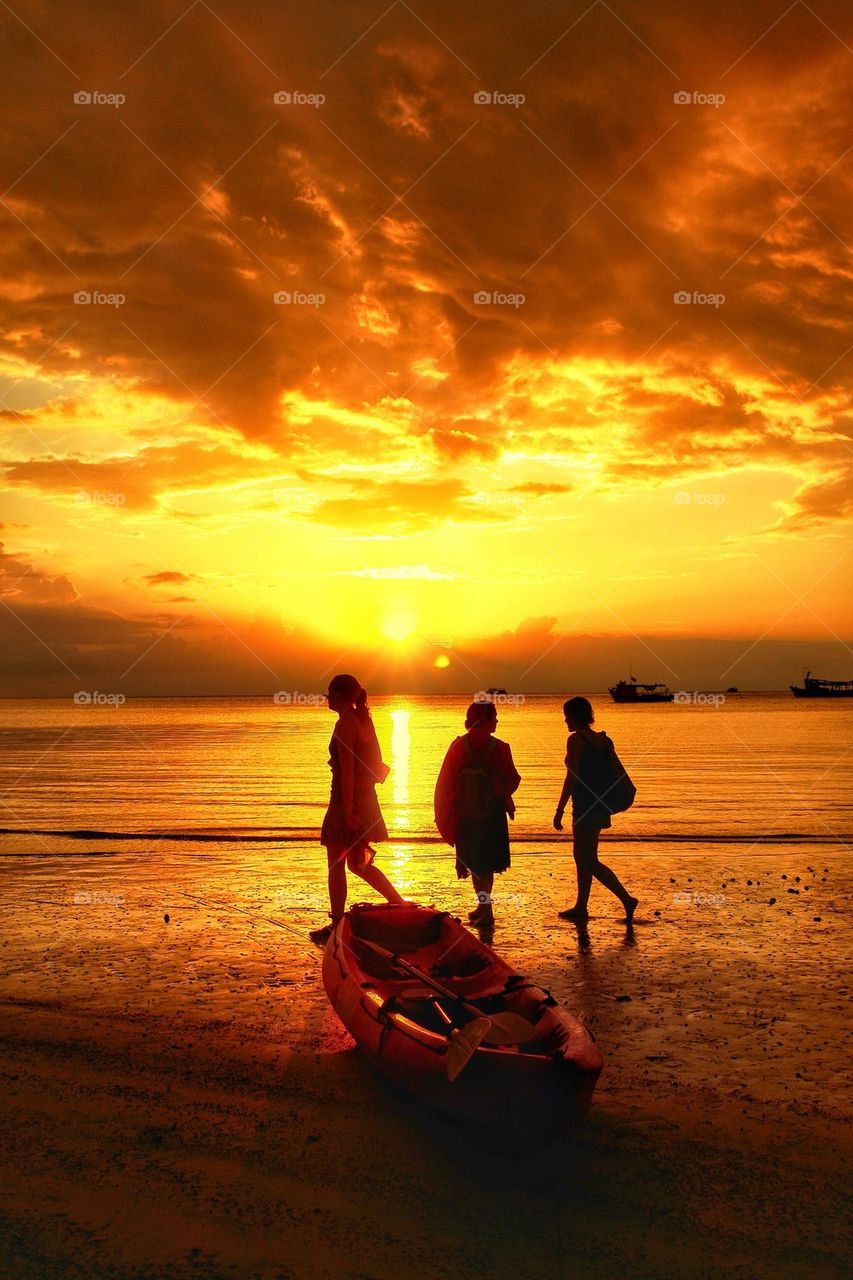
[434,700,521,929]
[310,674,403,945]
[553,696,638,925]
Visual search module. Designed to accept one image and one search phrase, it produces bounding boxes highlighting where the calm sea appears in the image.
[0,694,850,858]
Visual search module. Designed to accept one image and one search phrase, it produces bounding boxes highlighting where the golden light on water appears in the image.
[390,708,411,821]
[387,706,414,886]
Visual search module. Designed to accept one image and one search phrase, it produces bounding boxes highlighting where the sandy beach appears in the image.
[1,842,850,1279]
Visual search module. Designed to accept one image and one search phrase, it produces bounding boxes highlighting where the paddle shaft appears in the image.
[359,936,498,1023]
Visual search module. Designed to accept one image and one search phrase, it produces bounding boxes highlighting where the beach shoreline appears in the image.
[1,843,850,1278]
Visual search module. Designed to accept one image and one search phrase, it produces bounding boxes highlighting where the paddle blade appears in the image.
[446,1017,490,1081]
[480,1012,539,1046]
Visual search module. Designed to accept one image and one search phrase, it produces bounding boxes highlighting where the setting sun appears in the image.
[381,608,418,644]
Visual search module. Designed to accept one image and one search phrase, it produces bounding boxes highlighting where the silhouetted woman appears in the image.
[310,674,403,945]
[434,700,520,928]
[553,696,638,924]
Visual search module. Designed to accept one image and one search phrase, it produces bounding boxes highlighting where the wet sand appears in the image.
[0,843,851,1278]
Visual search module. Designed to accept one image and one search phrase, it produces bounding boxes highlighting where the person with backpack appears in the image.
[553,696,638,924]
[434,700,521,928]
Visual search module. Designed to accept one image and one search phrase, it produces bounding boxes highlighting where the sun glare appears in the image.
[381,608,417,643]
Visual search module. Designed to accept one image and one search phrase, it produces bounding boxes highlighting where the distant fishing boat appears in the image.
[485,687,508,696]
[609,676,674,704]
[790,671,853,699]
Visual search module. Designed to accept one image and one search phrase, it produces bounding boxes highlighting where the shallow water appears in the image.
[1,693,851,857]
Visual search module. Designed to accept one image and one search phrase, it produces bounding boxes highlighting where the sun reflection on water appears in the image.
[390,707,410,820]
[387,706,413,885]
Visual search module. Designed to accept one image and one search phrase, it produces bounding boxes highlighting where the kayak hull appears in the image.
[322,903,603,1140]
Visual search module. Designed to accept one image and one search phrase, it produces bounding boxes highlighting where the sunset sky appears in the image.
[1,0,851,694]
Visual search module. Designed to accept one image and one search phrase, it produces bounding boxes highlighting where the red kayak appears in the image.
[322,903,603,1139]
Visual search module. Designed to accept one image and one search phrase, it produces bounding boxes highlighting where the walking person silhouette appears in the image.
[310,674,403,945]
[553,696,638,924]
[434,700,520,929]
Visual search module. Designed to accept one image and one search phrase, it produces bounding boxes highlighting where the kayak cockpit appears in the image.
[345,903,506,999]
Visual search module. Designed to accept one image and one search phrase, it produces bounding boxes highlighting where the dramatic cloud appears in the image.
[0,540,78,604]
[141,570,194,585]
[1,1,851,690]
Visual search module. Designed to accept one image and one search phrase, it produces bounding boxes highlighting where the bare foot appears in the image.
[623,896,639,924]
[558,906,590,922]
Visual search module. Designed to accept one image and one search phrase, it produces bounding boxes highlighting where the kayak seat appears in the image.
[430,952,491,979]
[349,905,446,953]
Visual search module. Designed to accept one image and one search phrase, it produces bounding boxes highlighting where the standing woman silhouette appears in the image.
[553,696,638,924]
[310,674,403,945]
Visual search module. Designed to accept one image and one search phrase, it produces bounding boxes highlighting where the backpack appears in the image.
[582,733,637,815]
[455,738,496,820]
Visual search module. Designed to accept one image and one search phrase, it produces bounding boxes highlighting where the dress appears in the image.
[320,724,389,863]
[569,731,614,831]
[433,730,521,879]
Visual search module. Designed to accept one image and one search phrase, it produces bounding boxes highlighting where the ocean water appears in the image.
[0,693,850,857]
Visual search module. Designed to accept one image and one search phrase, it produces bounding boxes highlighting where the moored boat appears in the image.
[790,671,853,698]
[322,903,603,1139]
[609,676,674,703]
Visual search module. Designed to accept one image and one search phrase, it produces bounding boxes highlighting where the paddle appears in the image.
[358,937,538,1049]
[446,1018,491,1082]
[403,991,496,1081]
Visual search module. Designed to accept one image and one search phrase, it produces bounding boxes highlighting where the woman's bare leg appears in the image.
[355,860,405,904]
[472,872,494,904]
[571,860,594,913]
[592,859,631,903]
[581,830,638,921]
[563,828,637,921]
[570,828,597,912]
[327,845,348,919]
[471,872,495,924]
